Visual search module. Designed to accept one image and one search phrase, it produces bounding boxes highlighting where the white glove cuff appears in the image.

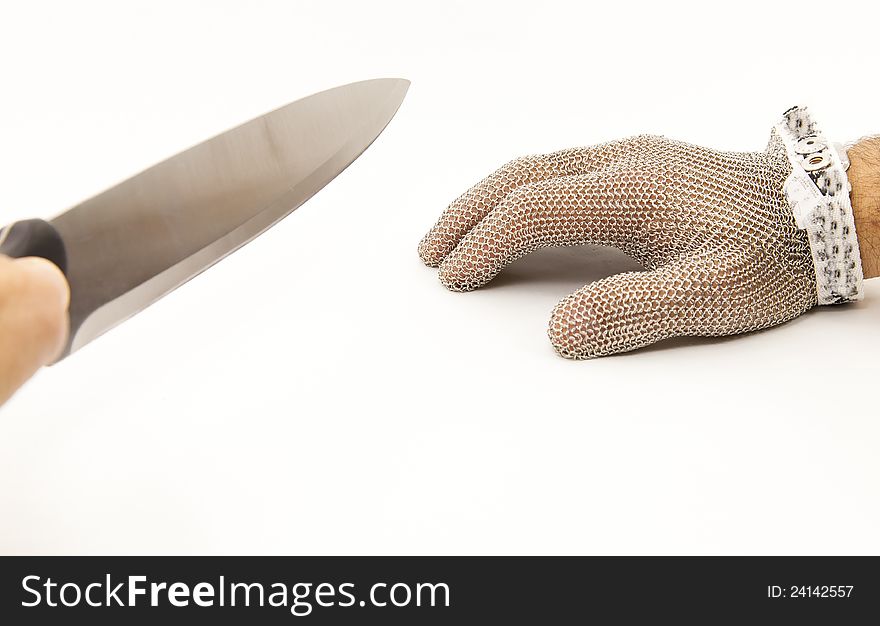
[775,106,864,305]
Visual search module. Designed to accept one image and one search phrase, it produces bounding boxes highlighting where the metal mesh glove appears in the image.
[418,130,823,358]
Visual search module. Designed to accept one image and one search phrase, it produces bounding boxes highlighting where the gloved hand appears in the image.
[418,112,867,359]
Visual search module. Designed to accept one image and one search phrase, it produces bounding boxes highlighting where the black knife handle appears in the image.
[0,219,67,275]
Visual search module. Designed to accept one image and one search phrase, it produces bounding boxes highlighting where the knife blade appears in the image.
[0,78,409,360]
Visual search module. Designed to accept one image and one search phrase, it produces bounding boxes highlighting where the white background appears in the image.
[1,0,878,555]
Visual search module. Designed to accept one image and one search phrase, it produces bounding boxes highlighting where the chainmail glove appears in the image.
[418,108,863,358]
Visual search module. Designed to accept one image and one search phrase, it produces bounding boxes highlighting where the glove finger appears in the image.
[418,136,657,267]
[437,171,672,292]
[548,249,797,359]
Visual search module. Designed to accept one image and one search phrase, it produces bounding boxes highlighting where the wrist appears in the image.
[847,139,880,279]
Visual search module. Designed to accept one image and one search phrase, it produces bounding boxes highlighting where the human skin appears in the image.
[0,255,69,406]
[848,137,880,279]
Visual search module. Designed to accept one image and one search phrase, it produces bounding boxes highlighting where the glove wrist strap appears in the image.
[775,106,864,304]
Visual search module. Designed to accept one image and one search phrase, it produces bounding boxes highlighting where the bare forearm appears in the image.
[848,138,880,279]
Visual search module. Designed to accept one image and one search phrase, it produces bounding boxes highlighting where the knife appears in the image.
[0,78,409,360]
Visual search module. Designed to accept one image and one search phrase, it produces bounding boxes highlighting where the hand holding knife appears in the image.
[0,78,409,404]
[0,254,68,405]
